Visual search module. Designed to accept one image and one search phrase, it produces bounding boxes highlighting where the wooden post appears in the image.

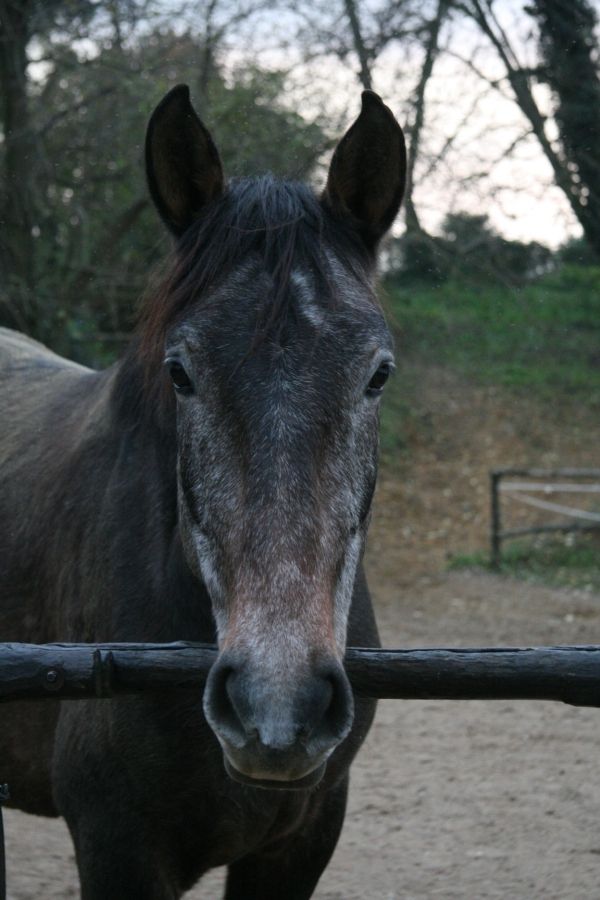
[490,470,502,568]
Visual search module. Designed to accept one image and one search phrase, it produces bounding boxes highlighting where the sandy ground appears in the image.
[5,366,600,898]
[5,569,600,899]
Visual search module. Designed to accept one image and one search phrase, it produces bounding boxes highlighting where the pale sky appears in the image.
[35,0,595,249]
[268,2,584,249]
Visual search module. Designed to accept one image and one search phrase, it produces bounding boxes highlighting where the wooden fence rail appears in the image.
[2,641,600,707]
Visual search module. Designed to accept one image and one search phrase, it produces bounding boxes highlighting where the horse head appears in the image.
[143,85,406,789]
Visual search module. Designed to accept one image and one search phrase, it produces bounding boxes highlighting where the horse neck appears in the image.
[108,343,179,547]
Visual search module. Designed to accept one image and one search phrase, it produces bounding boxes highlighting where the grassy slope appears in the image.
[383,264,600,394]
[378,264,600,589]
[378,264,600,457]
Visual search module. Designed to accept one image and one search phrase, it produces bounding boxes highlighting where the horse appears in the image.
[0,84,406,899]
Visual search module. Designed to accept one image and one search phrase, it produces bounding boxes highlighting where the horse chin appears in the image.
[223,757,327,791]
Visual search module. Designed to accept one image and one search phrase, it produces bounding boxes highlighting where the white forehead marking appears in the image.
[291,269,326,328]
[324,250,376,312]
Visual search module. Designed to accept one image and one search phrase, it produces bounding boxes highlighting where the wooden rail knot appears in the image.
[43,666,64,693]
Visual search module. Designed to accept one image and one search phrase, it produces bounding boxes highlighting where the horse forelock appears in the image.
[115,175,375,423]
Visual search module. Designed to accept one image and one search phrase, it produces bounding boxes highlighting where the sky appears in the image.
[270,2,583,249]
[34,0,594,249]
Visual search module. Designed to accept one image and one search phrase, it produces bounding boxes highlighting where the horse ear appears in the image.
[322,91,406,251]
[145,84,224,237]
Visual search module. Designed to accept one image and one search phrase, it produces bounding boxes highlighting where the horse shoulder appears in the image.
[0,329,111,639]
[0,326,90,372]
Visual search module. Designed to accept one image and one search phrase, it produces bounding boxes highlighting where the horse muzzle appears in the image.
[203,651,354,790]
[222,746,328,791]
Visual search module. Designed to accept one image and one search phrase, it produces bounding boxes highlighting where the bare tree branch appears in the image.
[342,0,373,90]
[404,0,450,232]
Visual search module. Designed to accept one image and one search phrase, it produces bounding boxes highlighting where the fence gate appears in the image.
[490,467,600,566]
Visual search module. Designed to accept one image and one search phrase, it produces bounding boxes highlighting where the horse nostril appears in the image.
[311,664,354,750]
[204,654,355,763]
[203,660,248,749]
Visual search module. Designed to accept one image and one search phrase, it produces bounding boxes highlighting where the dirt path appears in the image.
[6,569,600,900]
[5,367,600,898]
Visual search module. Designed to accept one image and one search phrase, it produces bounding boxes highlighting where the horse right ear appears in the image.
[145,84,224,237]
[322,91,406,252]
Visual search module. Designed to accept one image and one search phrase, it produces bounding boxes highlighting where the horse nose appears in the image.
[203,655,252,750]
[203,652,354,765]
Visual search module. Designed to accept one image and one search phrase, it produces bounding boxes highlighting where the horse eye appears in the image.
[366,362,392,396]
[165,358,193,393]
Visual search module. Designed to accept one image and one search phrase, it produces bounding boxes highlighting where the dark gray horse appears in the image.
[0,85,405,899]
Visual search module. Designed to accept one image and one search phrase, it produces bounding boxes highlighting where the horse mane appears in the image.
[114,175,373,428]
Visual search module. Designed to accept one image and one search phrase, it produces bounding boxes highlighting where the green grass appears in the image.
[382,264,600,401]
[378,364,422,460]
[449,534,600,593]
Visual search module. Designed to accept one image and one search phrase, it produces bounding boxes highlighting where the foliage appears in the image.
[448,533,600,593]
[0,25,326,364]
[528,0,600,258]
[386,229,448,284]
[377,360,421,461]
[381,263,600,403]
[387,212,553,286]
[559,237,599,267]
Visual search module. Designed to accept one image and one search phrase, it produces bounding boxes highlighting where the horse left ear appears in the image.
[322,91,406,251]
[145,84,224,237]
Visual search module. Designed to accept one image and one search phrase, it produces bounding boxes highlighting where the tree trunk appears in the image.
[468,0,600,258]
[0,0,37,331]
[404,0,450,234]
[531,0,600,257]
[343,0,373,91]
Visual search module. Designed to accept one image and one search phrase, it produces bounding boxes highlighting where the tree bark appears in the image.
[530,0,600,256]
[0,0,37,329]
[343,0,373,90]
[466,0,600,257]
[404,0,450,234]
